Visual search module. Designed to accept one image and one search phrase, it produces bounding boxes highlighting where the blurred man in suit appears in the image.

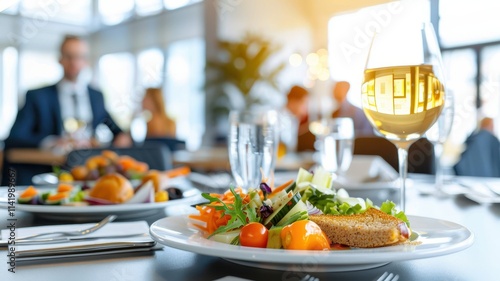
[4,35,131,150]
[2,35,131,185]
[331,81,375,137]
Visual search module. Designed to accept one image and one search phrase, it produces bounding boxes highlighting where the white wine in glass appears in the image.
[361,22,446,211]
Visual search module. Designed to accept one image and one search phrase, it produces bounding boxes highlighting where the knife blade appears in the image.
[0,233,149,247]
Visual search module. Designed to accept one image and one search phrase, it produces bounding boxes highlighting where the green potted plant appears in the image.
[205,33,286,110]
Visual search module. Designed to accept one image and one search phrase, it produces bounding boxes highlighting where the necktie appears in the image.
[72,93,80,120]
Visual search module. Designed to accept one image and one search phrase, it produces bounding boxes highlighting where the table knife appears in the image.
[0,233,149,247]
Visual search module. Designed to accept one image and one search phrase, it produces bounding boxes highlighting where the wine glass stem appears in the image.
[434,142,444,190]
[397,146,409,212]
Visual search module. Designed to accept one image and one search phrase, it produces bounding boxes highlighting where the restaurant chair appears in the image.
[454,130,500,177]
[144,137,186,152]
[64,143,173,171]
[354,137,435,174]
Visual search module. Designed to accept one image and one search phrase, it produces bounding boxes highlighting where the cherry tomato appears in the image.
[239,222,269,248]
[280,220,330,250]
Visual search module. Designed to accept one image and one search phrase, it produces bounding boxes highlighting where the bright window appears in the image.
[480,46,500,132]
[99,0,134,25]
[0,0,19,14]
[98,52,135,130]
[163,0,190,10]
[137,48,165,88]
[165,38,205,150]
[20,0,92,26]
[0,47,18,140]
[136,0,163,16]
[19,50,61,95]
[439,0,500,47]
[442,49,477,146]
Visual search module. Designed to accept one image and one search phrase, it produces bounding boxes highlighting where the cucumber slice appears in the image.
[276,200,308,226]
[270,191,293,211]
[295,168,313,185]
[17,196,35,204]
[284,181,297,193]
[311,166,333,190]
[209,229,241,244]
[266,226,284,249]
[263,192,302,228]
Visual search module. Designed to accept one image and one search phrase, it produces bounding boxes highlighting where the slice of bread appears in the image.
[309,208,410,248]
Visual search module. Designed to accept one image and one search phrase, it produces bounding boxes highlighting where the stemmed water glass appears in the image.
[426,91,454,194]
[361,22,446,211]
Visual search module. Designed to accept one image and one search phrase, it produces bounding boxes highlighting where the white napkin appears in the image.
[1,221,157,261]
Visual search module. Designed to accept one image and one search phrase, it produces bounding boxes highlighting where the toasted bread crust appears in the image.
[309,208,409,248]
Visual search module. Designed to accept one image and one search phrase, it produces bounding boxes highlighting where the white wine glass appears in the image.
[228,109,279,190]
[426,90,454,194]
[361,22,446,211]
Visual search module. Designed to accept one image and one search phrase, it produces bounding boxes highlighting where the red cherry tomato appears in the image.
[239,222,269,248]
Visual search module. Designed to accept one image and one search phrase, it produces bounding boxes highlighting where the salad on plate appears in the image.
[189,167,412,250]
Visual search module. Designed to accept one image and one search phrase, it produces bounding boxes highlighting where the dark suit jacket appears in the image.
[454,130,500,177]
[4,84,122,149]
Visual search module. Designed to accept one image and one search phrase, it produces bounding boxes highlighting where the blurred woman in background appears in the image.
[142,88,176,138]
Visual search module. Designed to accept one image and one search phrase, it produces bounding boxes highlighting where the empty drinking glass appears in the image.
[313,117,354,181]
[228,110,279,189]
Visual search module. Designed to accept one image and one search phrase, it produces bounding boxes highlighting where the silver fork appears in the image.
[17,215,117,240]
[376,272,399,281]
[300,274,319,281]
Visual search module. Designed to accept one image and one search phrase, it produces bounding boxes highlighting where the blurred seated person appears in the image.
[284,85,315,152]
[4,35,131,153]
[454,117,500,177]
[142,88,176,138]
[331,81,375,137]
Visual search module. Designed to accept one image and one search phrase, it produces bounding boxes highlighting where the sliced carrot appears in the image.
[188,187,248,236]
[47,192,69,201]
[57,183,74,193]
[19,186,38,199]
[165,166,191,178]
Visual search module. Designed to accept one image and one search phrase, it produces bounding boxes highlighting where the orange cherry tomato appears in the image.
[239,222,269,248]
[280,220,330,250]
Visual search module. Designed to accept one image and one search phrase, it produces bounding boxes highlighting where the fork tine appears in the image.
[376,272,399,281]
[377,272,389,281]
[385,273,395,281]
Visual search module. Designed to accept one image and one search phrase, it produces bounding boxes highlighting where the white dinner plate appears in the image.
[150,214,474,272]
[0,181,201,221]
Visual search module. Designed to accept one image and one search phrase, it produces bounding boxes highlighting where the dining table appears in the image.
[1,173,499,281]
[5,147,317,172]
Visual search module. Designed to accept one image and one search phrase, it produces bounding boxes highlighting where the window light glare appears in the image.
[306,53,319,66]
[289,53,302,67]
[164,0,190,10]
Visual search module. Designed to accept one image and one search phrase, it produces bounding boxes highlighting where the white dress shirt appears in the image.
[57,79,92,124]
[39,79,94,152]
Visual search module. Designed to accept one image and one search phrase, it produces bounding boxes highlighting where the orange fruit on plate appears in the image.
[88,173,134,204]
[71,166,89,181]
